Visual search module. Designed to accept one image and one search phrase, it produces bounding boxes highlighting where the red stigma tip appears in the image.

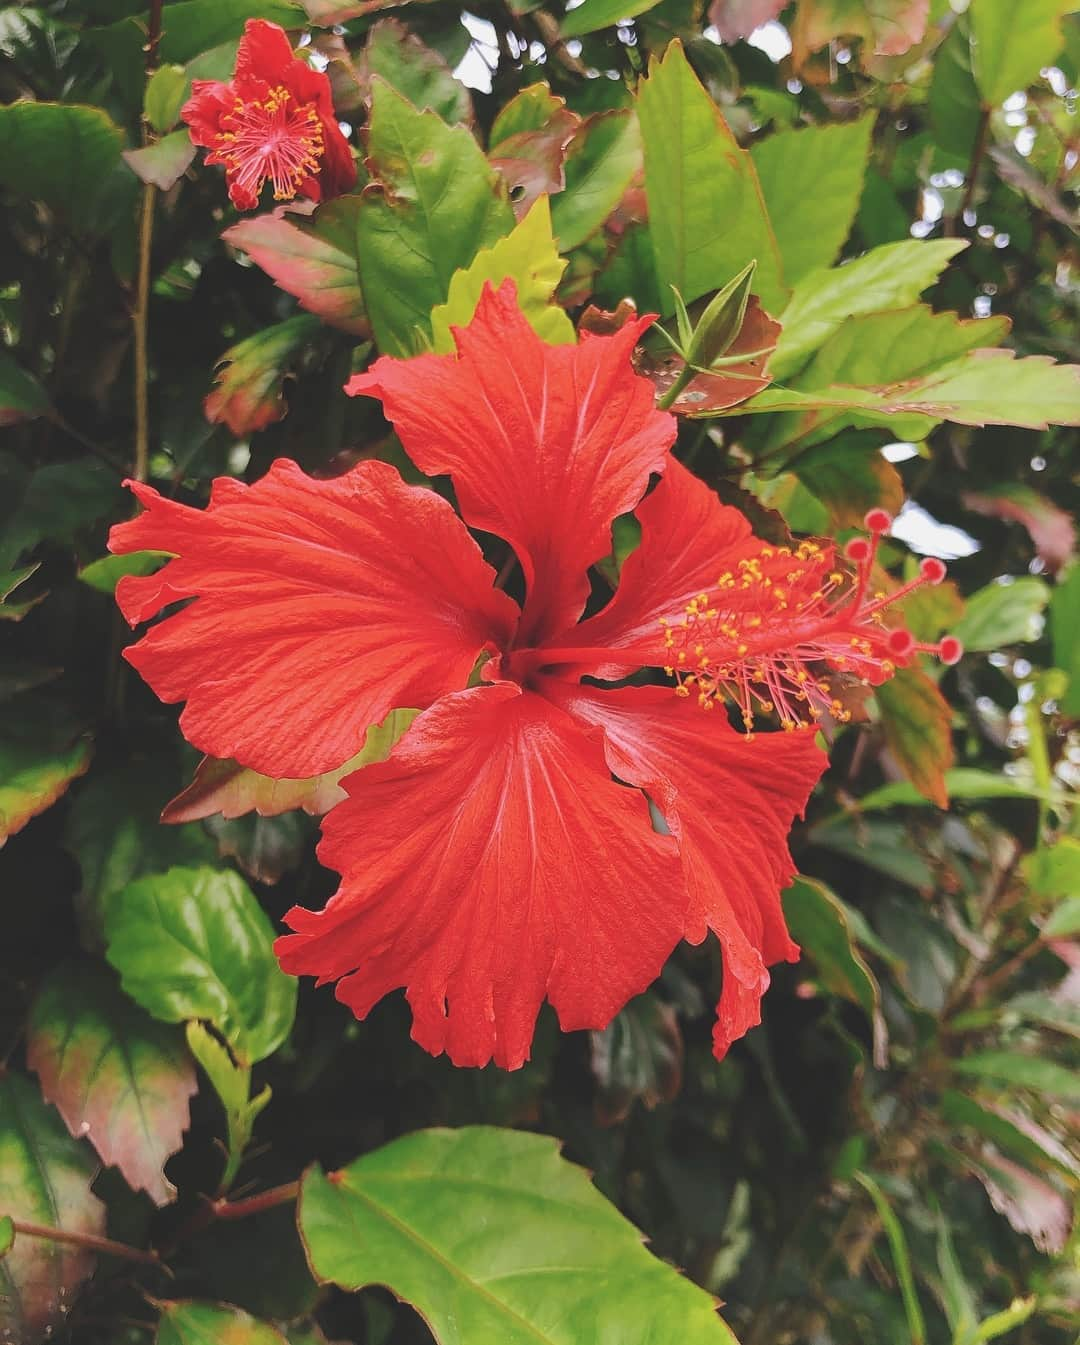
[864,508,892,534]
[939,636,963,665]
[919,557,947,585]
[844,537,872,563]
[887,628,916,657]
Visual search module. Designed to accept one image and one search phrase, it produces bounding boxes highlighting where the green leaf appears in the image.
[1050,563,1080,714]
[156,1299,288,1345]
[793,433,904,527]
[430,197,572,352]
[1042,896,1080,939]
[105,865,297,1065]
[755,306,1010,455]
[590,991,683,1125]
[223,198,369,336]
[0,352,50,428]
[0,700,92,847]
[0,563,45,623]
[551,109,642,252]
[929,22,983,158]
[27,962,196,1206]
[952,1051,1080,1101]
[560,0,664,38]
[783,877,887,1065]
[1024,836,1080,902]
[122,130,196,190]
[855,767,1060,812]
[769,239,967,380]
[0,1216,12,1257]
[300,1127,738,1343]
[63,758,217,928]
[162,708,419,822]
[0,101,129,231]
[78,550,171,595]
[363,17,473,127]
[156,0,305,65]
[0,456,124,570]
[356,78,514,356]
[970,0,1074,106]
[204,810,310,886]
[971,1298,1037,1343]
[0,1073,105,1343]
[951,577,1051,651]
[810,817,935,890]
[875,666,954,810]
[205,315,322,437]
[935,1214,978,1344]
[1003,991,1080,1040]
[144,63,188,133]
[637,40,786,314]
[853,1172,926,1345]
[750,115,875,286]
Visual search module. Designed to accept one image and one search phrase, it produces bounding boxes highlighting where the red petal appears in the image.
[545,681,826,1058]
[276,684,684,1069]
[347,281,675,646]
[181,80,233,148]
[572,458,751,672]
[234,19,297,85]
[108,459,517,779]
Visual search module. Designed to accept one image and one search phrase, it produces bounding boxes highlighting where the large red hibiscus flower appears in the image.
[181,19,356,211]
[109,283,955,1069]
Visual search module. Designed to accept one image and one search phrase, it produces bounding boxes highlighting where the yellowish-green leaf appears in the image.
[970,0,1074,106]
[430,197,573,352]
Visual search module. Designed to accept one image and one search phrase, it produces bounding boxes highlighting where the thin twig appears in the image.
[11,1220,165,1270]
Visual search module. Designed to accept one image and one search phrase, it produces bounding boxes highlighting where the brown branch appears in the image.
[11,1220,165,1269]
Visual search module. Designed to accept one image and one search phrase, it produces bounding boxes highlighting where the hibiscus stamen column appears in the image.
[664,510,962,729]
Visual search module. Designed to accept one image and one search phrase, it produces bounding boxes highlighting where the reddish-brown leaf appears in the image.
[489,84,581,221]
[963,483,1076,576]
[638,296,781,415]
[27,963,196,1207]
[875,665,954,809]
[223,200,370,336]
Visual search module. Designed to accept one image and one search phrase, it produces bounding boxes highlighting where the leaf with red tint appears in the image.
[122,131,196,191]
[792,0,930,61]
[27,963,196,1207]
[707,0,785,42]
[590,992,683,1126]
[958,1150,1072,1254]
[224,199,370,335]
[204,315,321,437]
[638,296,781,416]
[489,84,580,220]
[163,709,418,822]
[963,483,1076,576]
[875,665,954,809]
[276,685,684,1070]
[301,0,400,23]
[0,1072,105,1342]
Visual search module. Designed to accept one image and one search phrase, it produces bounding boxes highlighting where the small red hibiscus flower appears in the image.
[109,282,958,1069]
[181,19,356,211]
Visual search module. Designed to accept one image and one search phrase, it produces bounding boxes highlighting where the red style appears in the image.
[110,283,955,1069]
[181,20,356,211]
